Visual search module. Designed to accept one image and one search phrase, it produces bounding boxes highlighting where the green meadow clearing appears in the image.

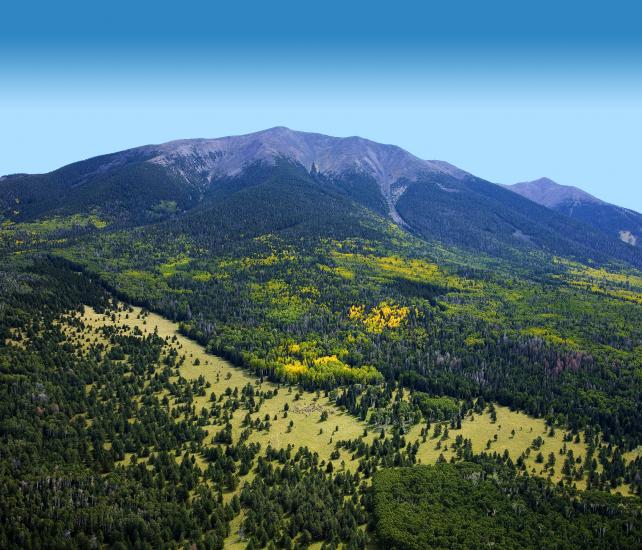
[61,303,636,502]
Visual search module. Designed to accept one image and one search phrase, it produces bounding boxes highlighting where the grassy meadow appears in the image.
[54,301,636,546]
[65,304,635,496]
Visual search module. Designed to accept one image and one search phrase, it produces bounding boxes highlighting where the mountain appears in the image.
[2,127,642,268]
[3,129,642,548]
[504,177,602,209]
[0,127,465,226]
[505,177,642,246]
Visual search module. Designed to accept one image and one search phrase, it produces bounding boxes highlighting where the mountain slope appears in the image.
[3,128,642,465]
[395,170,642,266]
[505,177,642,246]
[2,127,642,269]
[0,127,455,225]
[147,126,469,224]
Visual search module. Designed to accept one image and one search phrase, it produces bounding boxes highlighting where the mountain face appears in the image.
[0,127,464,225]
[505,177,642,246]
[2,127,642,268]
[150,126,461,185]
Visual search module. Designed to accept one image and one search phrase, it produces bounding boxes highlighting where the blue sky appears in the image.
[1,0,642,210]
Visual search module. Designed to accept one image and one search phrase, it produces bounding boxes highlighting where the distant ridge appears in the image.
[505,177,642,246]
[505,177,604,208]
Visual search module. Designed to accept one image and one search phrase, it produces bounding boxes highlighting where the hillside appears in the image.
[2,128,642,548]
[1,259,639,548]
[2,129,642,446]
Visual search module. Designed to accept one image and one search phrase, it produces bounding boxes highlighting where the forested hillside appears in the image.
[0,258,371,547]
[43,176,642,450]
[2,128,642,547]
[1,257,640,548]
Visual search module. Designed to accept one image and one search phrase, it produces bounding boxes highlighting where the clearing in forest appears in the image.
[63,303,634,501]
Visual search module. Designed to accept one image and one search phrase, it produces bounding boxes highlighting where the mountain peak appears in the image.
[0,127,476,232]
[504,177,641,246]
[145,127,473,226]
[149,127,458,184]
[505,177,603,208]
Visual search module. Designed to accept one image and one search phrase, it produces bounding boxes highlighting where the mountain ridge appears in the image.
[1,126,473,227]
[147,126,471,181]
[505,176,642,246]
[145,126,473,224]
[2,126,641,267]
[504,177,605,208]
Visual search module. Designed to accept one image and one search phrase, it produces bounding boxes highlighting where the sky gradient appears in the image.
[2,0,642,210]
